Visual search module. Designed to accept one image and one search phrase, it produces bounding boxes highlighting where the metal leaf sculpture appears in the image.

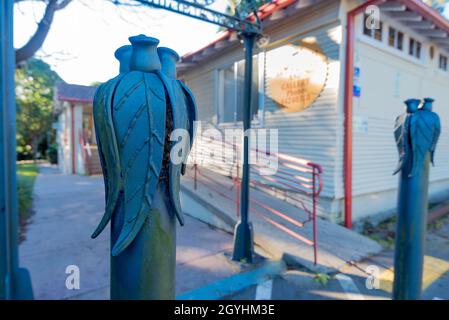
[393,99,419,176]
[421,98,441,166]
[91,35,197,260]
[157,47,197,226]
[393,98,441,178]
[409,99,441,177]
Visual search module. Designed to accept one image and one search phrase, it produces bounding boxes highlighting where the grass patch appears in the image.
[17,163,38,233]
[313,273,331,286]
[428,215,449,231]
[362,206,449,249]
[362,216,397,249]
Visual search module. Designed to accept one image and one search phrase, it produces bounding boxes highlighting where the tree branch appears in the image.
[15,0,73,65]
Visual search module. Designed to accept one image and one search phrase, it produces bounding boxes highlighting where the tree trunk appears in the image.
[31,135,38,161]
[15,0,72,65]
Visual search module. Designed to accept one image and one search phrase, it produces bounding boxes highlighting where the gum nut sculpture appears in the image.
[393,98,441,177]
[91,35,197,299]
[393,98,420,175]
[420,98,441,167]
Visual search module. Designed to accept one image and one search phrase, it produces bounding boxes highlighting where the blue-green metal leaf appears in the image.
[409,110,436,177]
[178,80,198,175]
[110,71,166,256]
[393,113,409,176]
[158,71,189,226]
[91,75,124,239]
[429,111,441,166]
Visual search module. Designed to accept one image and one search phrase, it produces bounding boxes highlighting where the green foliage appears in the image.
[313,273,331,286]
[422,0,449,13]
[429,215,449,231]
[219,0,269,31]
[46,143,58,164]
[362,218,396,249]
[90,81,103,87]
[225,0,268,15]
[17,163,39,239]
[15,58,61,160]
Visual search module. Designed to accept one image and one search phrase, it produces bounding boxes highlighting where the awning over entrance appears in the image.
[380,0,449,52]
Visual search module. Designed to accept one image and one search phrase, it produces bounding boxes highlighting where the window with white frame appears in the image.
[439,54,448,71]
[388,27,404,51]
[409,37,422,59]
[217,65,235,123]
[363,13,383,41]
[216,54,262,124]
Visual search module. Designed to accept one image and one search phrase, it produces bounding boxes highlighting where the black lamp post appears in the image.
[232,32,257,263]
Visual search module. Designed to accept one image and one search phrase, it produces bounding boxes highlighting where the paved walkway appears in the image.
[19,164,240,300]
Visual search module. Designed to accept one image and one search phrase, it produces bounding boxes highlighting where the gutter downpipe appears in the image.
[343,0,386,228]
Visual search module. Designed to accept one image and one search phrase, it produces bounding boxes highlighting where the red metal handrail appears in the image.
[187,139,323,265]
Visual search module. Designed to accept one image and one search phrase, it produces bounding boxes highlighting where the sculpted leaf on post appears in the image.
[157,47,198,226]
[409,98,441,177]
[393,112,408,176]
[91,76,124,239]
[110,71,166,256]
[91,37,197,260]
[393,98,441,178]
[393,99,419,176]
[179,80,198,175]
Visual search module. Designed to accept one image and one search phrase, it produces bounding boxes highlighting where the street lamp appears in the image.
[232,31,257,263]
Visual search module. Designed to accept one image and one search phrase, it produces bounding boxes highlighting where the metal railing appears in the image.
[187,141,323,265]
[78,130,100,176]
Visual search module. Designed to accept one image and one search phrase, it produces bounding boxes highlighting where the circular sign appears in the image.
[266,44,328,112]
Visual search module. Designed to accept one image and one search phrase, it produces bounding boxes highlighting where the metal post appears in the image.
[393,154,429,299]
[232,32,256,263]
[392,98,441,300]
[0,0,33,300]
[0,0,11,300]
[194,164,198,190]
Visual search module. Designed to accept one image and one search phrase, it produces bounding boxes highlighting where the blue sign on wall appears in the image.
[353,85,361,97]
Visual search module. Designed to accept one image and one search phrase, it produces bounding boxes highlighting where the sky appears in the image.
[14,1,449,85]
[14,0,229,85]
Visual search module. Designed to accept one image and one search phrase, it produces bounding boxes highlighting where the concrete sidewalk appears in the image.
[19,164,246,300]
[181,167,383,273]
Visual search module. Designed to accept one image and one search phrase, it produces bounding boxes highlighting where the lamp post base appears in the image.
[13,268,34,300]
[232,221,254,263]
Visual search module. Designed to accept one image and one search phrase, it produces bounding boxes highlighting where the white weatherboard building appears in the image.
[54,82,101,176]
[177,0,449,226]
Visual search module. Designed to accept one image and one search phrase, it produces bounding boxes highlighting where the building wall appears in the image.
[182,0,449,223]
[348,12,449,221]
[182,0,343,218]
[57,103,86,175]
[57,103,71,174]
